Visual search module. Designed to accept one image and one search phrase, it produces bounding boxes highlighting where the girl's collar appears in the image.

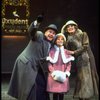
[54,45,64,50]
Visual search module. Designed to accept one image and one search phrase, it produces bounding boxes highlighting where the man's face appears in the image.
[44,29,56,41]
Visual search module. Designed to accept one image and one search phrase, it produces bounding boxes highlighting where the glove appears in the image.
[46,56,51,61]
[33,14,44,27]
[51,70,66,83]
[36,14,44,23]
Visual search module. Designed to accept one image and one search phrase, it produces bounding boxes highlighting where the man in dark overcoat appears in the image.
[8,15,58,100]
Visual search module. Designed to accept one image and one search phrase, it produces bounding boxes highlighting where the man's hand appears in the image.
[36,14,44,23]
[33,14,44,27]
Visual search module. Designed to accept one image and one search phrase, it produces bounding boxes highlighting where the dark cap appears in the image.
[44,24,58,33]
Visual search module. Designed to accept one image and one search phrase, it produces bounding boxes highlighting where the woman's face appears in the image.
[66,24,76,34]
[55,36,64,47]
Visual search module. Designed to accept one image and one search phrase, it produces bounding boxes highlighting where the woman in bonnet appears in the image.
[61,20,99,100]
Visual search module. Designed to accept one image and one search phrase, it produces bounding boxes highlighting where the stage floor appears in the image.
[1,74,99,100]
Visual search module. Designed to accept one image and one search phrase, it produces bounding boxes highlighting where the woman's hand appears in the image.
[69,51,75,54]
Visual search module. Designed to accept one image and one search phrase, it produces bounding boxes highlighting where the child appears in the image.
[46,33,74,100]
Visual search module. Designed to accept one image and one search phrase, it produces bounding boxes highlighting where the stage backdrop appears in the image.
[1,0,99,74]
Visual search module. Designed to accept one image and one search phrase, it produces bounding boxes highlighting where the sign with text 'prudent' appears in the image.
[2,0,30,35]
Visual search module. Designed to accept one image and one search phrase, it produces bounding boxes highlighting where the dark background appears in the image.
[2,0,99,74]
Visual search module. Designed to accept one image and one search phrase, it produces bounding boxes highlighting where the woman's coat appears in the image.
[61,26,99,98]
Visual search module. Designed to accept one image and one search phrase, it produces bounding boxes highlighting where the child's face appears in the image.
[55,36,64,47]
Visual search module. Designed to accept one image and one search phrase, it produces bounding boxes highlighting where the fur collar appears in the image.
[49,45,71,63]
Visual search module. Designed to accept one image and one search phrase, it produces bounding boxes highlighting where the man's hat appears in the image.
[44,24,58,33]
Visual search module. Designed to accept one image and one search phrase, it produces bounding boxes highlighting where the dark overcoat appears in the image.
[8,23,49,100]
